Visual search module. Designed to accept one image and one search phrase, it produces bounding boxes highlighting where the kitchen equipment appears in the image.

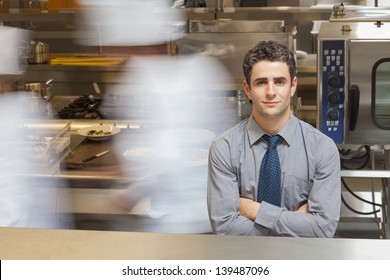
[236,90,251,119]
[0,0,8,13]
[39,0,48,12]
[21,120,71,174]
[77,124,121,141]
[317,21,390,144]
[28,41,49,64]
[57,95,103,119]
[25,79,53,101]
[329,5,390,22]
[83,149,110,162]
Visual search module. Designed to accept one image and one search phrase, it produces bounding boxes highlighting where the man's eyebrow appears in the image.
[252,77,288,82]
[253,77,267,82]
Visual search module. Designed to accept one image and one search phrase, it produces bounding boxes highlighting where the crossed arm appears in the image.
[239,198,308,221]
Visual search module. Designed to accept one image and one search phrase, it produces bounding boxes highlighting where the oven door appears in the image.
[348,40,390,144]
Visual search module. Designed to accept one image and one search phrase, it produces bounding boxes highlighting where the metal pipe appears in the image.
[215,0,224,11]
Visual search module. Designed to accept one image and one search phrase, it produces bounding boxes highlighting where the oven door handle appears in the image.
[349,84,360,131]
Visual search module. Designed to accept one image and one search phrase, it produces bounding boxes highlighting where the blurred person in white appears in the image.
[103,55,232,233]
[0,93,33,227]
[77,0,184,47]
[0,26,67,228]
[207,41,341,237]
[76,0,233,233]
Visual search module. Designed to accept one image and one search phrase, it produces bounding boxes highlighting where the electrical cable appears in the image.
[338,144,365,159]
[339,146,382,217]
[341,177,382,207]
[341,193,380,215]
[340,145,370,170]
[339,145,386,237]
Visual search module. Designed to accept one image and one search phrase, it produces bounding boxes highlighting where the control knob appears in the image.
[328,76,340,88]
[327,109,339,121]
[327,92,339,106]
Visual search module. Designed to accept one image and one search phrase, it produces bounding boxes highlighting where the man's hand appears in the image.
[295,202,308,213]
[239,198,309,220]
[239,197,260,220]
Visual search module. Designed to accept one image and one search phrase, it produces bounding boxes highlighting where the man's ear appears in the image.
[243,80,252,101]
[290,76,298,97]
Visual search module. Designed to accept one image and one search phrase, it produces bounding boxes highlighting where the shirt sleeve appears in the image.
[207,138,270,235]
[255,136,341,237]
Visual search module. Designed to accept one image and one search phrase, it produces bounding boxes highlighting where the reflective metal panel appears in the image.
[176,20,296,89]
[373,60,390,129]
[330,7,390,22]
[188,19,285,32]
[317,22,390,144]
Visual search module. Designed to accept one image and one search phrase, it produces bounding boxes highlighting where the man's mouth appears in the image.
[263,101,279,105]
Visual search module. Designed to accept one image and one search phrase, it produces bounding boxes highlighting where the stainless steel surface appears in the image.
[188,19,285,32]
[317,22,390,238]
[317,21,390,39]
[28,41,49,64]
[25,80,52,100]
[0,7,332,54]
[330,7,390,22]
[23,95,47,115]
[0,8,325,97]
[24,55,315,98]
[341,170,390,178]
[176,20,296,89]
[215,7,331,52]
[1,227,390,260]
[317,21,390,145]
[340,150,389,239]
[24,64,125,97]
[216,6,332,20]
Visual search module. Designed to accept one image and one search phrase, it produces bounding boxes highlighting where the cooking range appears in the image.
[57,95,103,119]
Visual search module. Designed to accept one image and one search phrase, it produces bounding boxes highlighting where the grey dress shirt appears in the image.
[207,114,341,237]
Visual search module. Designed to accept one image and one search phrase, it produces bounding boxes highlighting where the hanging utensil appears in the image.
[93,82,102,96]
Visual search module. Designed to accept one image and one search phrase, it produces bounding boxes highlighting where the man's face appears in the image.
[244,60,297,122]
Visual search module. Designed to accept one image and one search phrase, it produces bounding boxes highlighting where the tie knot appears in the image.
[264,134,281,149]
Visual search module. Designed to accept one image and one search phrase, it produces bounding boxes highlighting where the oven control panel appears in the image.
[319,40,345,143]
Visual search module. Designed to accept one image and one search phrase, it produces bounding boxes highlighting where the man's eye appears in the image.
[256,80,267,86]
[275,79,286,86]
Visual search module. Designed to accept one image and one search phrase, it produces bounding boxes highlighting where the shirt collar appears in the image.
[247,113,299,146]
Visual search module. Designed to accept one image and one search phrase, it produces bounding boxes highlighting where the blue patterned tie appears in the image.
[257,134,281,206]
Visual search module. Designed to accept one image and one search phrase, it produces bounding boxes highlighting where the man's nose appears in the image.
[266,83,276,96]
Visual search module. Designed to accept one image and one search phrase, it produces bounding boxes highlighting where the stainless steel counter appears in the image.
[0,227,389,260]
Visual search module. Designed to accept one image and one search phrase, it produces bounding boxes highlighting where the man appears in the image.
[207,41,341,237]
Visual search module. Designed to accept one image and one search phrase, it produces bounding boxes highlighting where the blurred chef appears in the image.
[75,0,234,233]
[0,26,69,228]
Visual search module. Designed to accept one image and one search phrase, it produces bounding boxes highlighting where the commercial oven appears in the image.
[317,21,390,144]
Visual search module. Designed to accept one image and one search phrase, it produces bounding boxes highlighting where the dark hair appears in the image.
[242,41,296,87]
